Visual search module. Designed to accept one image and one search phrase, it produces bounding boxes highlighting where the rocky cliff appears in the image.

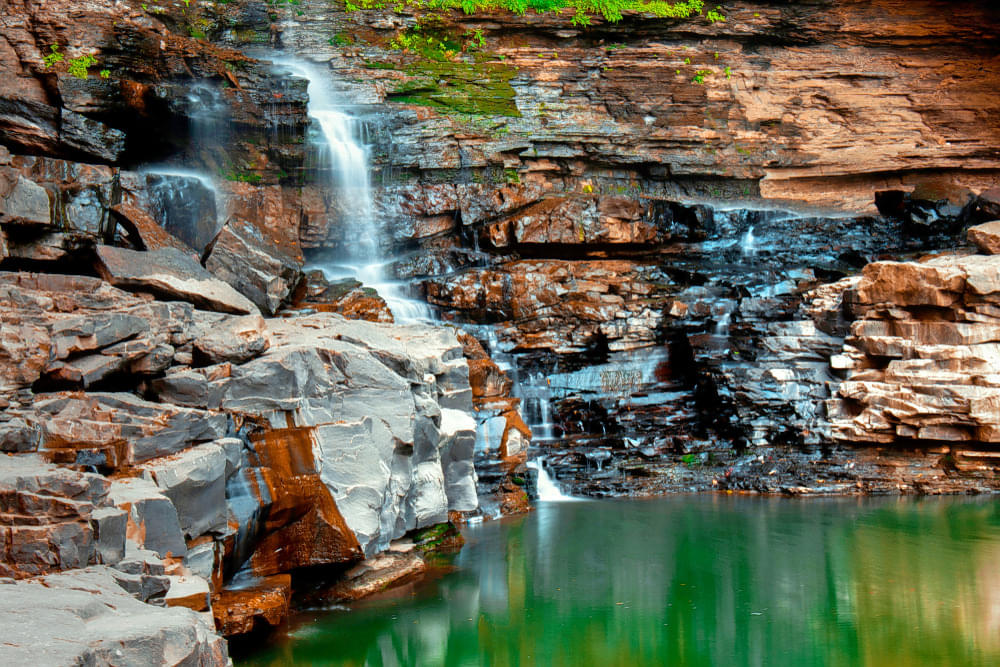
[2,0,1000,661]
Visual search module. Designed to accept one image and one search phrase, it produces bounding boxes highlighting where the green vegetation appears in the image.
[44,46,101,80]
[346,0,723,26]
[691,68,711,84]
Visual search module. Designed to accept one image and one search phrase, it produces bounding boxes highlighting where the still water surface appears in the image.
[240,496,1000,666]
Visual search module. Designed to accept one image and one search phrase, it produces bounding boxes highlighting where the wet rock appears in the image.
[110,202,196,255]
[94,245,258,315]
[323,550,426,602]
[290,272,394,323]
[145,174,220,254]
[143,443,228,540]
[213,574,291,637]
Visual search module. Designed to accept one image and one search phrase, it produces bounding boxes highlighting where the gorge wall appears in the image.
[1,0,1000,660]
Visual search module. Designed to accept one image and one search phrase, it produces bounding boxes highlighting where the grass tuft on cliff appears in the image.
[345,0,723,25]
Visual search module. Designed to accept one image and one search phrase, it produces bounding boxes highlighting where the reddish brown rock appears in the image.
[242,427,363,577]
[968,221,1000,255]
[213,574,291,637]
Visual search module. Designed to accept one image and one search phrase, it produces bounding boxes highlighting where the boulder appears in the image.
[110,202,196,255]
[968,220,1000,255]
[0,176,50,225]
[212,574,291,637]
[143,443,228,540]
[107,477,187,559]
[145,173,219,253]
[94,245,258,315]
[204,218,303,316]
[0,455,109,578]
[192,314,269,365]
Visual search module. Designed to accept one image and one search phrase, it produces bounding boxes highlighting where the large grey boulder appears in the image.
[192,314,269,365]
[94,245,258,315]
[107,478,187,559]
[143,443,228,540]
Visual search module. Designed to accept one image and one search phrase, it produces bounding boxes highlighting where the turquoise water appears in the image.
[239,496,1000,666]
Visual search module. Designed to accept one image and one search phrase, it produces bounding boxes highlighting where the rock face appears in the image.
[0,263,483,647]
[826,255,1000,448]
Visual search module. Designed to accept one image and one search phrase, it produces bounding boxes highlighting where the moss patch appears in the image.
[387,59,520,117]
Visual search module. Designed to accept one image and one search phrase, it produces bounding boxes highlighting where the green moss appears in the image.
[387,59,520,117]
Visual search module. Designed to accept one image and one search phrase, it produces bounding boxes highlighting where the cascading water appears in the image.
[274,57,433,323]
[525,458,581,502]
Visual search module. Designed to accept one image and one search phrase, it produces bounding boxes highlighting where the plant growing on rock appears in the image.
[347,0,725,26]
[43,44,64,68]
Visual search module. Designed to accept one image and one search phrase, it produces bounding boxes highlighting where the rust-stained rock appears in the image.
[242,427,363,577]
[213,574,291,637]
[323,551,426,603]
[204,218,303,316]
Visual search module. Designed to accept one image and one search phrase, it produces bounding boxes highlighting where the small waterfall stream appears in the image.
[275,57,434,323]
[525,459,581,502]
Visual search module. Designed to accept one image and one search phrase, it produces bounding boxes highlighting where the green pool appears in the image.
[238,495,1000,666]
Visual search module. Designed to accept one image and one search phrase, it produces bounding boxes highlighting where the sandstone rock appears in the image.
[323,550,426,602]
[193,314,269,365]
[110,202,196,255]
[165,575,211,612]
[94,245,258,315]
[968,220,1000,255]
[205,218,303,315]
[0,454,109,578]
[0,175,50,225]
[440,409,479,513]
[90,507,126,566]
[145,174,220,253]
[856,261,965,307]
[233,427,362,577]
[29,392,227,466]
[213,574,290,637]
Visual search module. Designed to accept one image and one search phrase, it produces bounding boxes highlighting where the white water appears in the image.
[525,459,582,502]
[277,58,433,323]
[741,225,756,256]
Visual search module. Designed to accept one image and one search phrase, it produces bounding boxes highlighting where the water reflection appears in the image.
[240,496,1000,667]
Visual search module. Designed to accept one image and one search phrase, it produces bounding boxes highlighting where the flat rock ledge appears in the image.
[0,567,228,666]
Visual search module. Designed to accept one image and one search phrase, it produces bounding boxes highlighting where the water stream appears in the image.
[273,57,434,323]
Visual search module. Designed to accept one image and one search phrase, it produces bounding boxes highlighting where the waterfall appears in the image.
[741,225,756,256]
[274,57,434,323]
[526,459,582,502]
